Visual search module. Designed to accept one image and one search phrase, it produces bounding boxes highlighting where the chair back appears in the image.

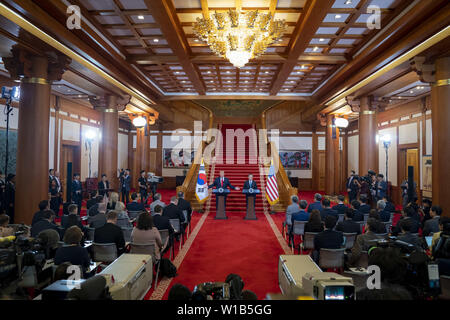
[86,227,95,241]
[343,233,357,249]
[292,221,306,236]
[159,229,170,247]
[116,217,131,228]
[363,214,369,223]
[374,233,388,238]
[122,227,133,242]
[357,251,369,268]
[440,275,450,299]
[169,219,181,233]
[128,211,142,220]
[319,248,345,269]
[337,214,344,223]
[303,232,318,250]
[92,243,117,263]
[130,241,157,263]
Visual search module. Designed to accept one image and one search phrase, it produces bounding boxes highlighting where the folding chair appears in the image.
[159,229,173,260]
[130,241,160,290]
[121,227,133,243]
[169,219,184,251]
[363,214,369,224]
[301,232,318,253]
[85,227,95,241]
[128,211,143,220]
[291,221,306,254]
[338,214,345,223]
[343,233,357,250]
[319,248,346,272]
[92,243,117,264]
[440,275,450,299]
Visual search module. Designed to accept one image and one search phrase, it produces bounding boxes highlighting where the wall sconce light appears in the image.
[132,116,146,128]
[335,117,349,128]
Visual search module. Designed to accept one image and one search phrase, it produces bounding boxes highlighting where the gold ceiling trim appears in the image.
[0,2,154,106]
[325,25,450,107]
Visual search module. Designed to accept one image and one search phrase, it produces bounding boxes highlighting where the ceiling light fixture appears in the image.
[153,38,159,43]
[138,15,145,20]
[335,14,342,19]
[194,9,287,68]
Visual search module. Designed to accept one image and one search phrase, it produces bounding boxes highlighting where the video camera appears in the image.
[193,282,231,300]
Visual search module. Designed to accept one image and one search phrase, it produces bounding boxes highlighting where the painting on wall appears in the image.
[163,148,195,168]
[422,155,432,198]
[279,150,311,169]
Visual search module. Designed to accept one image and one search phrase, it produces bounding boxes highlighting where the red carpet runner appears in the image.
[150,124,289,300]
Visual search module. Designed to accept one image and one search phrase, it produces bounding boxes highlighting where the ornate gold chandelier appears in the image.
[193,9,287,68]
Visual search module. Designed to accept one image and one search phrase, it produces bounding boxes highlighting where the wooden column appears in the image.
[431,56,450,217]
[359,96,378,176]
[90,95,129,192]
[3,47,70,224]
[325,114,339,195]
[135,121,150,178]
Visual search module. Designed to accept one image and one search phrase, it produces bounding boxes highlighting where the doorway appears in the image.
[60,143,81,201]
[318,151,326,191]
[398,147,420,203]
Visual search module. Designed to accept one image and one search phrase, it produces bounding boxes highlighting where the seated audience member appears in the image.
[115,201,132,228]
[86,191,98,210]
[377,200,391,222]
[88,205,107,229]
[305,209,324,233]
[31,210,59,238]
[369,209,387,234]
[94,210,126,255]
[291,200,309,224]
[177,191,192,224]
[421,199,432,223]
[392,206,420,236]
[32,200,50,226]
[336,208,360,235]
[397,218,426,250]
[168,284,192,301]
[153,205,174,240]
[131,212,163,260]
[107,192,119,211]
[332,195,347,216]
[312,216,343,263]
[432,217,450,260]
[63,204,86,234]
[307,193,323,213]
[53,262,72,281]
[320,198,338,221]
[285,196,299,232]
[0,214,14,237]
[87,195,104,217]
[54,226,91,275]
[351,200,364,222]
[163,197,185,224]
[359,196,371,214]
[150,193,166,215]
[431,216,450,251]
[242,290,258,300]
[348,218,382,266]
[423,205,442,236]
[356,247,412,300]
[126,193,145,212]
[382,195,396,213]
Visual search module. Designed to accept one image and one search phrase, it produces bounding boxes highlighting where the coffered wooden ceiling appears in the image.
[76,0,410,95]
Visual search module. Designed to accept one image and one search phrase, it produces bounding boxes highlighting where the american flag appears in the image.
[265,162,279,205]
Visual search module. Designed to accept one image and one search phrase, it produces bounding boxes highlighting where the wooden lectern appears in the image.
[243,189,260,220]
[212,189,230,219]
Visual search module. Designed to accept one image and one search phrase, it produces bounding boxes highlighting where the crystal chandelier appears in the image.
[194,9,287,68]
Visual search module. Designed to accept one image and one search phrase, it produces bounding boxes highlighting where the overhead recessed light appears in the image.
[265,71,269,74]
[313,46,319,52]
[138,15,145,20]
[207,71,211,74]
[175,71,179,74]
[194,39,199,42]
[335,14,342,19]
[153,38,159,43]
[345,0,352,5]
[245,80,248,83]
[319,38,325,42]
[181,81,186,83]
[291,81,295,83]
[262,80,266,83]
[246,71,250,74]
[410,90,414,94]
[227,80,231,83]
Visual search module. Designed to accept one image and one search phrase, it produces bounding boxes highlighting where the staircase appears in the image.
[208,124,264,217]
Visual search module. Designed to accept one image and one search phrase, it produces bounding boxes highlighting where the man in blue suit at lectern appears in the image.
[208,171,239,210]
[243,174,258,207]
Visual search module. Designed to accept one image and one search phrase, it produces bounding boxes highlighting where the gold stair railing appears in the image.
[176,114,214,211]
[261,112,297,212]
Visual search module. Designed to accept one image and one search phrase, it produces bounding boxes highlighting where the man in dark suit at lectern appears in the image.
[208,171,240,210]
[243,174,257,209]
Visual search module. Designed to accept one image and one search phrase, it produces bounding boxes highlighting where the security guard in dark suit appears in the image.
[72,173,83,215]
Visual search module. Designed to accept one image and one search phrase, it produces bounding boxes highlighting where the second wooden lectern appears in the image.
[243,188,260,220]
[212,189,230,219]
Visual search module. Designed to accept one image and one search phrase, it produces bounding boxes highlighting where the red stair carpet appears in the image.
[151,124,288,300]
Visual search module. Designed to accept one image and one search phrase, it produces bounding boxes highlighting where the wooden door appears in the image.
[406,148,419,197]
[318,151,326,191]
